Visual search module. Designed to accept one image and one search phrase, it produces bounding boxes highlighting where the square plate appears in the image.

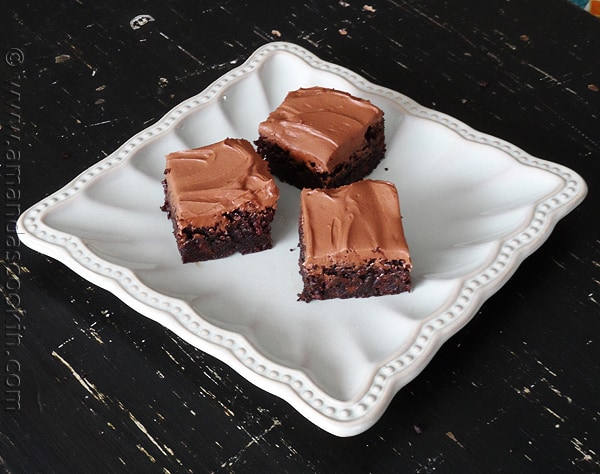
[17,42,587,436]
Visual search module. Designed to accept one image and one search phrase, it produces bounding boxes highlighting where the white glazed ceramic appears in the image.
[18,42,587,436]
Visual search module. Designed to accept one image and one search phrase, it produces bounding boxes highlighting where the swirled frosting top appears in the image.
[300,180,411,267]
[258,87,383,172]
[164,138,279,229]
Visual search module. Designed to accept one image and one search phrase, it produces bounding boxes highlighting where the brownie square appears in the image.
[298,180,412,301]
[161,138,280,263]
[255,87,386,189]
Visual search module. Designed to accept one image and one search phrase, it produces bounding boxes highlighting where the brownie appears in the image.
[161,138,280,263]
[298,180,412,302]
[255,87,386,189]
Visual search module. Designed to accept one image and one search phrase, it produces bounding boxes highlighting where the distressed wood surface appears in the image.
[2,0,600,472]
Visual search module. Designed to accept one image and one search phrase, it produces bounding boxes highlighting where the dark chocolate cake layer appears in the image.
[298,258,412,302]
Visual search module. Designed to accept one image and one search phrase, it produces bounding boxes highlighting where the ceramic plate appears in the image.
[18,42,587,436]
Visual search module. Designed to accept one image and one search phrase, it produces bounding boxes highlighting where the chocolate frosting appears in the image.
[300,180,411,267]
[164,138,279,229]
[258,87,383,173]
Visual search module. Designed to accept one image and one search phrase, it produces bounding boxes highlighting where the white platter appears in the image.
[18,42,587,436]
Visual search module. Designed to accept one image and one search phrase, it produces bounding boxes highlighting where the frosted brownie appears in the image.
[298,180,412,301]
[255,87,386,189]
[161,138,280,263]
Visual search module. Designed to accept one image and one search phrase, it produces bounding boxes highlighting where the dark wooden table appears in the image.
[3,1,599,472]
